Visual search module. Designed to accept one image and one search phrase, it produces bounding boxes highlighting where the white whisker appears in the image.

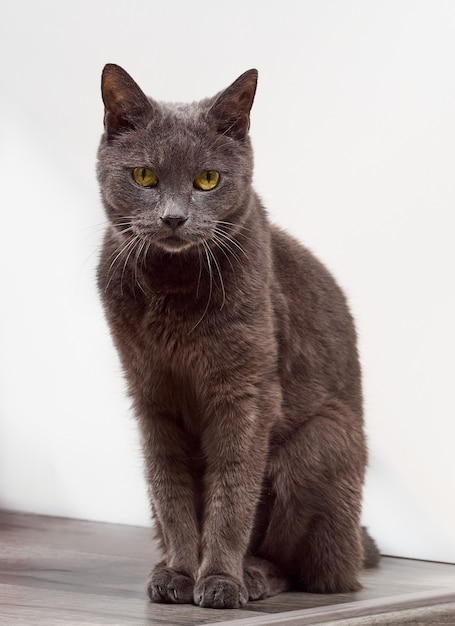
[214,226,248,258]
[133,239,148,296]
[120,236,141,295]
[189,242,213,334]
[141,241,152,268]
[105,236,137,292]
[206,245,226,310]
[212,233,239,268]
[216,220,254,242]
[196,246,203,300]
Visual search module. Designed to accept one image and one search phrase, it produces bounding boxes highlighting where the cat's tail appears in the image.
[361,526,380,568]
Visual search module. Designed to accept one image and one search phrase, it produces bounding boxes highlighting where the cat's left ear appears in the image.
[209,69,258,140]
[101,64,153,139]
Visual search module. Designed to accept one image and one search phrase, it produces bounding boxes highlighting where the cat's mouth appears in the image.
[128,222,201,253]
[157,234,197,253]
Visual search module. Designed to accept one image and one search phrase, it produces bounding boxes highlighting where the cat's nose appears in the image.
[160,214,188,230]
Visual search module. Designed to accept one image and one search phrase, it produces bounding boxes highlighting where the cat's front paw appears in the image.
[147,563,194,604]
[244,556,292,600]
[194,575,248,609]
[244,565,268,600]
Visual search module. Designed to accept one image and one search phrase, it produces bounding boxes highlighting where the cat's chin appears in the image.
[156,236,197,254]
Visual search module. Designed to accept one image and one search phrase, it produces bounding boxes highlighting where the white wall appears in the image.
[1,0,454,563]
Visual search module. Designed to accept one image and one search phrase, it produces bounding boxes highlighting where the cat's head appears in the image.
[97,64,258,254]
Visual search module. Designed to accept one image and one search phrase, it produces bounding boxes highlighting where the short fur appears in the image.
[97,64,379,609]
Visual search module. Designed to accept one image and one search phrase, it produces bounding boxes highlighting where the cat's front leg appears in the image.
[194,396,271,609]
[139,412,200,604]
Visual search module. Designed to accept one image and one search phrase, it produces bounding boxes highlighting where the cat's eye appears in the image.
[132,167,158,188]
[194,170,220,191]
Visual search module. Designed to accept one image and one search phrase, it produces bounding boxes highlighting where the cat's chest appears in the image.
[108,294,207,429]
[111,289,218,379]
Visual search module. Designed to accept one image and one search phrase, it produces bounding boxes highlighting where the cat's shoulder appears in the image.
[269,223,344,300]
[270,224,319,271]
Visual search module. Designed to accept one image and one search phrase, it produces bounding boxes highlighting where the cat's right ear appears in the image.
[101,64,152,139]
[209,69,258,141]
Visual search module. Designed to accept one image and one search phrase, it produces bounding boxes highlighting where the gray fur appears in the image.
[96,64,379,609]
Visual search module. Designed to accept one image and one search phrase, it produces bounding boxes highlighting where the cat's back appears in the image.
[269,224,362,417]
[270,225,349,319]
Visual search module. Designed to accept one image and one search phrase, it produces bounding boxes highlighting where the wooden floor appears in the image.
[0,511,454,625]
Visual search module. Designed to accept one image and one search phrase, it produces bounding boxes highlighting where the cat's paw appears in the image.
[244,564,268,600]
[243,557,291,600]
[194,575,248,609]
[147,563,194,604]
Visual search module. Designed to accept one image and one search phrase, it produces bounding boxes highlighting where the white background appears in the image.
[1,0,454,564]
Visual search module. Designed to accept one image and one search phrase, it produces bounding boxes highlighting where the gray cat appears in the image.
[97,64,379,609]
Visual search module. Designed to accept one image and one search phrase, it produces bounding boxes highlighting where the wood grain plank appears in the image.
[1,510,454,625]
[0,583,255,625]
[204,592,455,626]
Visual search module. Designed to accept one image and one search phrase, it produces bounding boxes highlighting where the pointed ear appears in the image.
[209,69,258,140]
[101,64,153,139]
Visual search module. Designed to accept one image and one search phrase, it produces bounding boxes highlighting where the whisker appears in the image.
[120,236,141,295]
[112,215,137,222]
[206,245,226,310]
[216,220,250,230]
[133,239,148,296]
[212,233,240,268]
[116,226,136,236]
[215,220,254,243]
[114,223,135,229]
[196,246,203,300]
[141,241,152,268]
[82,221,110,235]
[84,216,137,238]
[214,227,248,258]
[189,242,213,334]
[105,236,137,292]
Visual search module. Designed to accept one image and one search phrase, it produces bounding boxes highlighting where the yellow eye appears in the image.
[194,170,220,191]
[132,167,158,187]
